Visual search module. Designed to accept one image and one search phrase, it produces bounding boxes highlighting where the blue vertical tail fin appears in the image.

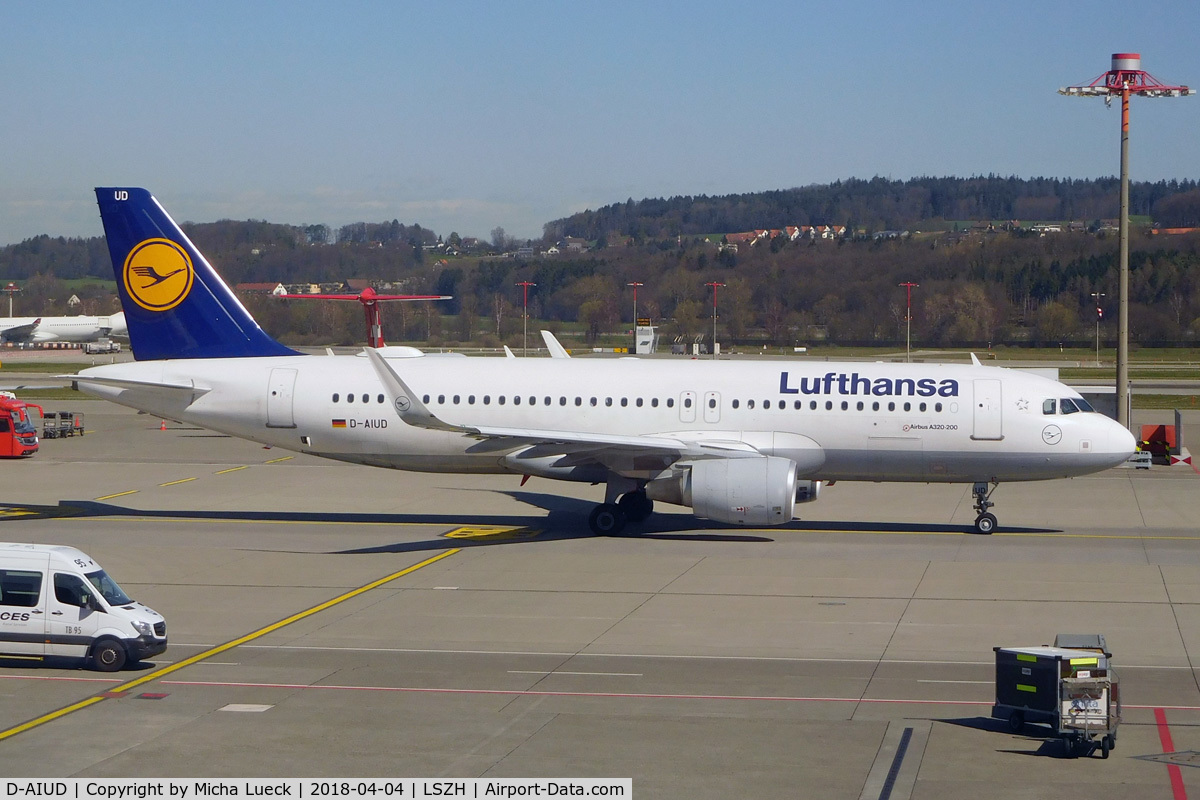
[95,187,299,360]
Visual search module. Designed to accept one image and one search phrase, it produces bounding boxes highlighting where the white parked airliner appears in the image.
[1,312,126,344]
[73,188,1136,535]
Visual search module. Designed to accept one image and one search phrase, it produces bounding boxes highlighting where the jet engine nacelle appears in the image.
[795,480,822,503]
[647,456,798,526]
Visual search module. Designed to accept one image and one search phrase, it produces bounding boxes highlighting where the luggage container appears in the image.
[992,637,1120,758]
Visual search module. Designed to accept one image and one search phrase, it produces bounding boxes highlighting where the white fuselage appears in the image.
[77,352,1135,484]
[1,312,126,343]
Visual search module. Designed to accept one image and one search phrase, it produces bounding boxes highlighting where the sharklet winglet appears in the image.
[364,348,473,433]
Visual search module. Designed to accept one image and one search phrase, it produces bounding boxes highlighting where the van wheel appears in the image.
[92,639,127,672]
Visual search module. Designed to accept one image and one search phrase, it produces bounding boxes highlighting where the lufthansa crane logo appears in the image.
[122,238,195,312]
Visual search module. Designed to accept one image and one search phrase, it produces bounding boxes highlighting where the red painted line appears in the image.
[1156,708,1189,800]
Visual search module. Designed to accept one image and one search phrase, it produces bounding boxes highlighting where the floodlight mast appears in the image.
[1059,53,1192,428]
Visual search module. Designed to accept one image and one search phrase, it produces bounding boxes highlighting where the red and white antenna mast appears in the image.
[1059,54,1191,428]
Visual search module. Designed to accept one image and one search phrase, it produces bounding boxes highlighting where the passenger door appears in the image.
[0,561,48,656]
[47,572,104,658]
[971,379,1004,441]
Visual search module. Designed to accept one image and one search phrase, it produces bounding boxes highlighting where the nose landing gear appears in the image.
[972,481,999,534]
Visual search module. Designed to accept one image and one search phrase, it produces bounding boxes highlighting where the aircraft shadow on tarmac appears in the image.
[3,493,1058,556]
[939,717,1100,759]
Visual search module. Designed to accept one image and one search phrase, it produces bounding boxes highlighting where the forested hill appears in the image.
[544,176,1200,241]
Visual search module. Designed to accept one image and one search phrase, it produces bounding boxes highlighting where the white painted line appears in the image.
[508,670,643,677]
[220,704,273,712]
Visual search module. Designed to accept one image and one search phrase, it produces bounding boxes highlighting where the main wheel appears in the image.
[618,492,654,524]
[588,504,627,536]
[975,513,998,534]
[91,639,127,672]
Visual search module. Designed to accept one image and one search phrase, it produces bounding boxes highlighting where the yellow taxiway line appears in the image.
[0,548,460,743]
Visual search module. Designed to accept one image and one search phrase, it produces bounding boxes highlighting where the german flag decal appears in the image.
[331,419,347,428]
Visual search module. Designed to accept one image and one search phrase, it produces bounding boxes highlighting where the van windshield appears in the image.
[85,569,132,606]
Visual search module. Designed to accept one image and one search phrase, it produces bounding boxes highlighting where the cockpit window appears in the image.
[1043,399,1056,415]
[1060,398,1080,415]
[1074,397,1095,413]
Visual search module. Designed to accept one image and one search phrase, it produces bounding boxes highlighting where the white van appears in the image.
[0,542,167,671]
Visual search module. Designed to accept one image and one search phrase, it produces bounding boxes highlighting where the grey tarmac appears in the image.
[0,399,1198,800]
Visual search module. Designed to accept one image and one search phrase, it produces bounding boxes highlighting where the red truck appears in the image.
[0,392,41,457]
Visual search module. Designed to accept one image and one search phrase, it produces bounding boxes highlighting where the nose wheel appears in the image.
[972,481,999,534]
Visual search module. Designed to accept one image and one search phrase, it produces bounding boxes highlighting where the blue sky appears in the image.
[2,1,1198,245]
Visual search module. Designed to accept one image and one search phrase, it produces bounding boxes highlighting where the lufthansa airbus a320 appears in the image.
[73,188,1136,535]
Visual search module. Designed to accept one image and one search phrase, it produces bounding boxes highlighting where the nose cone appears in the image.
[1102,418,1137,465]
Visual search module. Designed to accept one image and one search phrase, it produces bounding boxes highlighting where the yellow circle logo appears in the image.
[122,238,194,312]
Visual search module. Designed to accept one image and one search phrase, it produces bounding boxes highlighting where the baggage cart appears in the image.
[992,640,1120,758]
[42,411,85,439]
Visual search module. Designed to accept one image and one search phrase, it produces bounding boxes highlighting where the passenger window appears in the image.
[575,397,582,406]
[621,398,628,407]
[605,397,613,407]
[919,402,926,412]
[589,397,597,406]
[732,399,740,409]
[0,569,42,607]
[483,396,491,405]
[667,398,674,408]
[513,396,521,405]
[559,397,567,406]
[332,393,339,402]
[362,394,368,403]
[903,402,911,412]
[708,398,716,409]
[377,394,384,404]
[348,394,355,404]
[530,397,537,405]
[421,395,429,403]
[872,401,880,411]
[794,401,802,410]
[1043,399,1056,415]
[544,397,551,405]
[652,398,659,408]
[857,401,864,411]
[438,395,445,404]
[763,400,771,409]
[888,402,895,411]
[453,395,460,404]
[1060,398,1080,415]
[935,402,942,412]
[748,400,756,409]
[469,395,476,404]
[825,401,833,410]
[636,398,643,407]
[54,573,92,607]
[684,398,692,408]
[841,401,848,411]
[810,401,817,410]
[498,396,506,405]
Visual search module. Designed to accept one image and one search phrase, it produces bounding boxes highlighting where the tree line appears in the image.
[2,177,1199,348]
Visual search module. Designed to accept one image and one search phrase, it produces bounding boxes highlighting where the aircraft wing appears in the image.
[365,349,758,473]
[0,319,39,343]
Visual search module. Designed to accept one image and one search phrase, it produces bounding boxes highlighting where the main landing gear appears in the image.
[972,481,999,534]
[588,489,654,536]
